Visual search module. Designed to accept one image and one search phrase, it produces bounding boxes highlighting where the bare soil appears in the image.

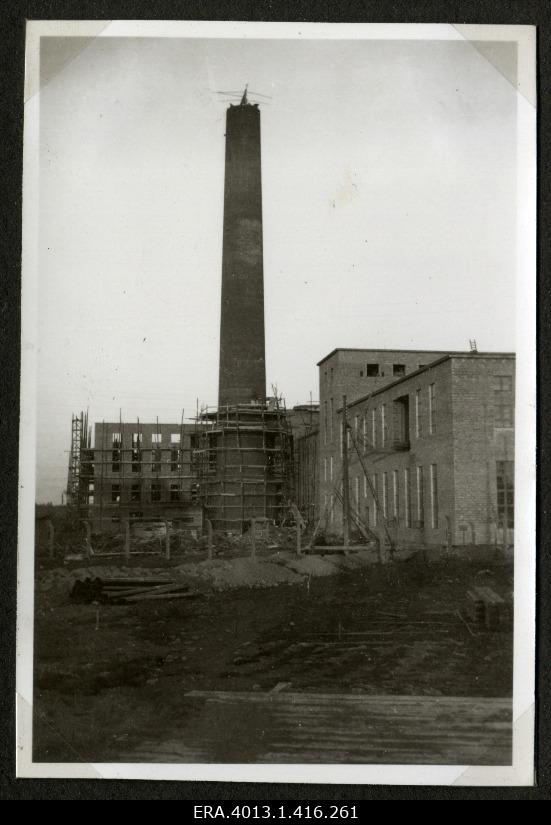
[32,555,513,763]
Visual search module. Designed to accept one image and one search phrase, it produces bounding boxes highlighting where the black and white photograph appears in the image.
[17,21,536,784]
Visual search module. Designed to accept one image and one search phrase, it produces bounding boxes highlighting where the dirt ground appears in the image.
[32,554,513,763]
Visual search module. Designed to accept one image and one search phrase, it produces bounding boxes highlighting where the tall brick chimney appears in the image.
[218,91,266,407]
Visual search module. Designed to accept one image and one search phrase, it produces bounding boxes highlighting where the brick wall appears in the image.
[315,352,515,552]
[450,357,515,547]
[318,349,451,544]
[91,422,197,526]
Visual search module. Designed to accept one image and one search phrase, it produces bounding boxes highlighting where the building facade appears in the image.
[316,350,515,553]
[289,404,320,524]
[88,421,201,531]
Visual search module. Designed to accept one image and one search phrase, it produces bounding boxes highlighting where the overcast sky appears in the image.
[35,35,517,502]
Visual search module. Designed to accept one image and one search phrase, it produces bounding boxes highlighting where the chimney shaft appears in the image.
[218,101,266,407]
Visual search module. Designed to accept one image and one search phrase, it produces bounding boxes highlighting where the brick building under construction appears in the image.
[66,90,311,533]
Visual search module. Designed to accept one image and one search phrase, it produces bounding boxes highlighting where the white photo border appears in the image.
[17,19,537,785]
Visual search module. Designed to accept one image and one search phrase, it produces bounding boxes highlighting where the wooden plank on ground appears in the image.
[124,692,511,765]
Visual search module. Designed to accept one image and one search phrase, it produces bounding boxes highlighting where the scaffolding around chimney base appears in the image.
[194,402,294,533]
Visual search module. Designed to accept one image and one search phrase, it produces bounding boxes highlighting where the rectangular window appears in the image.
[151,482,161,503]
[171,448,180,472]
[393,364,406,376]
[415,390,422,438]
[324,457,327,482]
[112,432,121,473]
[381,404,386,447]
[152,447,162,474]
[372,409,376,448]
[372,474,378,526]
[364,472,368,498]
[171,433,181,472]
[330,455,333,482]
[496,460,514,528]
[404,468,411,527]
[354,415,359,437]
[131,433,142,473]
[111,484,120,504]
[324,401,328,445]
[131,483,141,503]
[170,483,180,502]
[363,415,367,454]
[393,469,399,518]
[382,471,388,518]
[494,376,513,427]
[416,466,424,526]
[429,383,436,434]
[393,395,410,447]
[430,464,438,528]
[366,363,379,377]
[152,432,162,445]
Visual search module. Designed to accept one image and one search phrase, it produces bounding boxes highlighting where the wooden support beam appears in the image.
[47,520,55,560]
[206,518,213,560]
[123,519,130,562]
[164,520,171,560]
[83,520,92,559]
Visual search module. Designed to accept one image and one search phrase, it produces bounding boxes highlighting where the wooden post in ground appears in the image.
[206,518,213,560]
[124,519,131,562]
[46,520,55,560]
[342,395,350,551]
[164,520,171,561]
[83,520,92,559]
[250,519,256,560]
[502,438,510,556]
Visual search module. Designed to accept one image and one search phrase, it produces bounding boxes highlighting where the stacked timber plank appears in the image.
[70,576,194,604]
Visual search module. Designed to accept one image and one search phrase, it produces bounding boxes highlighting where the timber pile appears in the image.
[70,576,195,605]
